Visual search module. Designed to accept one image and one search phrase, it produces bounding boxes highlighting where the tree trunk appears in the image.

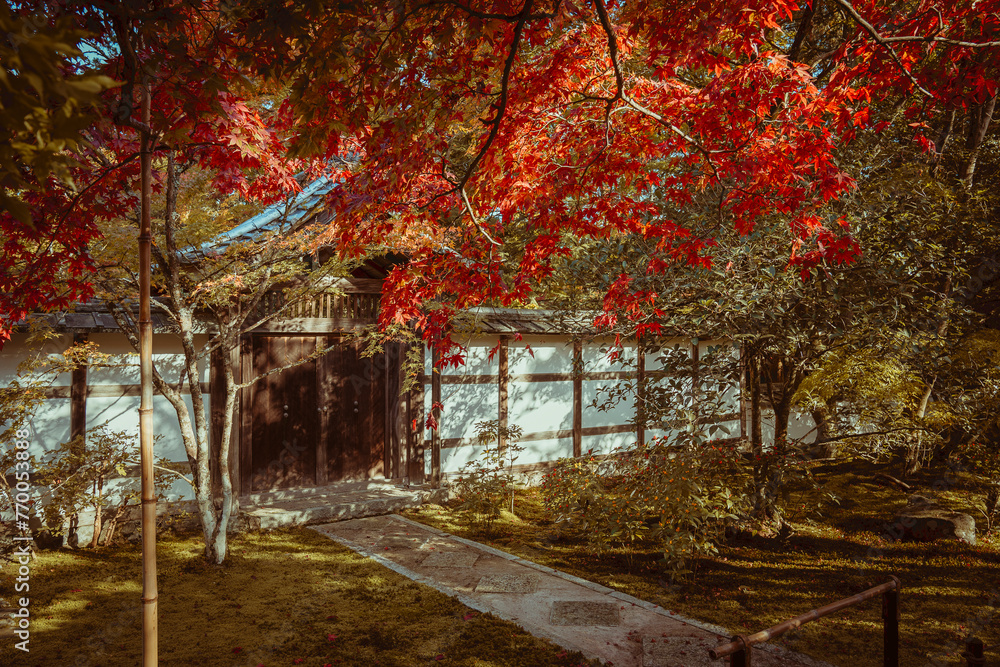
[207,341,239,565]
[810,404,839,458]
[773,395,792,446]
[962,95,997,188]
[90,477,103,549]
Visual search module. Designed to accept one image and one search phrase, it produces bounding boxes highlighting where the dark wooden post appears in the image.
[240,335,254,495]
[750,350,762,453]
[408,343,425,484]
[636,336,645,446]
[730,636,750,667]
[430,347,441,487]
[229,342,242,498]
[70,332,88,443]
[498,337,509,452]
[690,337,700,411]
[315,336,329,486]
[739,342,747,440]
[572,340,582,457]
[882,576,900,667]
[964,638,986,667]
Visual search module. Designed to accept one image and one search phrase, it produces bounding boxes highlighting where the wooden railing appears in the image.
[709,576,900,666]
[257,290,381,321]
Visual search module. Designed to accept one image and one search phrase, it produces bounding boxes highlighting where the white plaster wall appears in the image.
[509,337,573,374]
[643,338,689,371]
[515,437,574,466]
[440,443,489,473]
[581,339,636,371]
[434,335,501,375]
[85,394,195,464]
[87,333,209,386]
[437,382,498,441]
[0,333,73,387]
[25,399,72,454]
[698,340,741,414]
[583,379,634,427]
[510,380,573,433]
[429,336,746,474]
[580,431,635,456]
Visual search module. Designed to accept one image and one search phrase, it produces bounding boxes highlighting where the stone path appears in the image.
[312,515,834,667]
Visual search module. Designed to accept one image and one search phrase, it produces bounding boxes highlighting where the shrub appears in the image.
[541,437,749,580]
[957,440,1000,533]
[452,420,524,533]
[35,426,172,547]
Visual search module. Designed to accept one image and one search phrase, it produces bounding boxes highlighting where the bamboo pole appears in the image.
[138,81,158,666]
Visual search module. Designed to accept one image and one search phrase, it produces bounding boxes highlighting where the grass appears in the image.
[0,528,599,667]
[402,459,1000,667]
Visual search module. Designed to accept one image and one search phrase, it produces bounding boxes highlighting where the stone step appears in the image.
[240,487,426,530]
[247,479,404,505]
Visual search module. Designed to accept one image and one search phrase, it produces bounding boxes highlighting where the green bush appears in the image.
[541,438,749,580]
[35,426,172,547]
[453,420,524,534]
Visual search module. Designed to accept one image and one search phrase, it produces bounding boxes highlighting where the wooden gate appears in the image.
[241,335,386,493]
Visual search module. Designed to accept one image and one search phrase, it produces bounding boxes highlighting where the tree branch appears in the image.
[828,0,935,98]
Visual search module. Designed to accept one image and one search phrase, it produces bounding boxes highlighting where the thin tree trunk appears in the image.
[962,95,997,187]
[90,476,103,549]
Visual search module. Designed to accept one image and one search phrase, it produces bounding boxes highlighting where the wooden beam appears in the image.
[315,335,329,486]
[636,336,645,446]
[42,382,211,399]
[572,340,582,457]
[738,342,746,440]
[229,342,242,499]
[415,369,669,385]
[430,346,441,487]
[498,336,509,451]
[70,332,88,443]
[251,317,376,333]
[210,344,224,497]
[240,335,254,496]
[691,338,700,411]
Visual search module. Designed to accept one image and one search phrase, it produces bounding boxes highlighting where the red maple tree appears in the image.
[234,0,999,354]
[4,0,1000,351]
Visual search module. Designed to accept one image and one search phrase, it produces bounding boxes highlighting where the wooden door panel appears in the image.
[322,339,386,482]
[249,336,317,492]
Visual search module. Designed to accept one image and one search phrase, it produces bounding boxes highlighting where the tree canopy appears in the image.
[2,0,1000,352]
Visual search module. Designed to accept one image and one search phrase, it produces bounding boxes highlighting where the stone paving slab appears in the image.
[551,600,621,626]
[312,514,836,667]
[421,550,480,568]
[643,635,718,667]
[475,573,539,594]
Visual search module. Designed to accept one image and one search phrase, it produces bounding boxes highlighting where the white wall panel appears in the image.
[85,394,197,464]
[643,338,688,371]
[515,437,573,465]
[440,444,488,474]
[88,333,209,386]
[581,339,636,372]
[509,380,573,433]
[0,333,72,386]
[435,382,498,441]
[24,399,71,454]
[583,379,634,427]
[509,337,572,375]
[581,431,635,456]
[440,336,500,376]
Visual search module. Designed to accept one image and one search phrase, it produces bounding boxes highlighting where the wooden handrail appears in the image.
[709,576,900,666]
